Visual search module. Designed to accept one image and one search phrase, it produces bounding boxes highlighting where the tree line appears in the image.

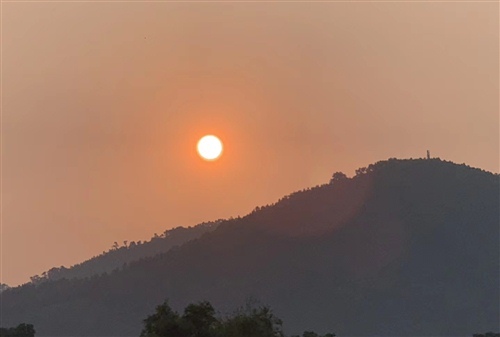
[2,315,497,337]
[0,324,35,337]
[140,300,335,337]
[139,299,500,337]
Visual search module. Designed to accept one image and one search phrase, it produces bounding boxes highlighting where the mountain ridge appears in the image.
[2,158,498,336]
[27,221,221,285]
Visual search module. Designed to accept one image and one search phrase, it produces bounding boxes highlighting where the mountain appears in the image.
[2,158,498,336]
[28,222,220,284]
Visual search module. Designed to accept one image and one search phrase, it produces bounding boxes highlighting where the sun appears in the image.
[197,135,223,161]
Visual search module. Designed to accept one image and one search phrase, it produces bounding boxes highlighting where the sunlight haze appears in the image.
[2,2,498,286]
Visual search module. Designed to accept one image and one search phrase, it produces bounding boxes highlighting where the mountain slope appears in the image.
[28,222,219,284]
[2,158,498,336]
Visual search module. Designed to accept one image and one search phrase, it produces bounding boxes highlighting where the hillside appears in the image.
[28,222,220,284]
[2,158,498,336]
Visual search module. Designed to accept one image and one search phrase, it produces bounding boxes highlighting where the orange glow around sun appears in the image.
[197,135,223,161]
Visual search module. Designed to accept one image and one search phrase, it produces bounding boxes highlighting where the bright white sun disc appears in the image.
[197,135,223,161]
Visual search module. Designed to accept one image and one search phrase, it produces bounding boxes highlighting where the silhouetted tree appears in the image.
[220,305,284,337]
[330,172,347,184]
[140,301,183,337]
[355,167,367,175]
[141,300,292,337]
[0,323,36,337]
[182,301,218,337]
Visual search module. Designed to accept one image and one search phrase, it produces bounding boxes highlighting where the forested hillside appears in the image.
[2,158,498,336]
[29,222,220,284]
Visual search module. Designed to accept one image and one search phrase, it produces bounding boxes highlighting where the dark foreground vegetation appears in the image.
[1,317,496,337]
[0,324,35,337]
[140,300,335,337]
[1,158,498,336]
[139,300,500,337]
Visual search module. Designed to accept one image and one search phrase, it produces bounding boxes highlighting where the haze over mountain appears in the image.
[28,222,219,284]
[2,158,498,336]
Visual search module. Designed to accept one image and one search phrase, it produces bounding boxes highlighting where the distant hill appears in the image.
[29,222,220,284]
[2,158,498,336]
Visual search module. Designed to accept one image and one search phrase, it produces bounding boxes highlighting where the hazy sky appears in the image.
[2,2,498,286]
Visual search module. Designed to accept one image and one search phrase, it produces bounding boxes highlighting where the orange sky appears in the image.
[2,2,498,286]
